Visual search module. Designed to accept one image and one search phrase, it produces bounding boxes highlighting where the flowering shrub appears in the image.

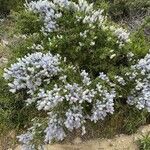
[2,0,150,149]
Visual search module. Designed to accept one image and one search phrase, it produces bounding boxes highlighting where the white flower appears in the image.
[90,41,95,46]
[99,72,110,82]
[30,44,44,50]
[110,54,116,59]
[80,30,88,38]
[80,70,91,85]
[114,75,126,85]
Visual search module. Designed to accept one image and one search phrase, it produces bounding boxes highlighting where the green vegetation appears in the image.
[138,133,150,150]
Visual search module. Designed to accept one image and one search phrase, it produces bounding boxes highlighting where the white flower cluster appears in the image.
[90,99,114,122]
[30,44,44,50]
[110,26,130,48]
[82,9,105,26]
[68,0,105,27]
[127,51,150,112]
[75,0,93,13]
[26,0,63,33]
[114,27,130,47]
[17,122,44,150]
[36,85,64,111]
[80,70,91,85]
[4,52,61,95]
[64,105,85,131]
[64,83,96,104]
[17,132,34,150]
[44,113,66,144]
[127,52,134,61]
[114,75,126,86]
[90,83,116,122]
[34,81,96,111]
[99,72,110,82]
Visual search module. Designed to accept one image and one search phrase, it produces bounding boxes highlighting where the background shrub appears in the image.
[0,0,25,17]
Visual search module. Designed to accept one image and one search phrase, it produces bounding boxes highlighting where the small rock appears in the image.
[1,39,9,46]
[73,137,82,144]
[0,57,8,66]
[109,142,114,147]
[133,136,139,141]
[107,139,111,142]
[141,130,145,134]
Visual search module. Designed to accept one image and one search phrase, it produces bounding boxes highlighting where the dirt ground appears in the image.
[13,124,150,150]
